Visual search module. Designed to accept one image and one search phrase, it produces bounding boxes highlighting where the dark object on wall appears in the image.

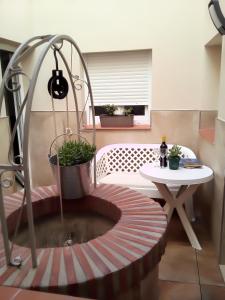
[48,49,69,99]
[208,0,225,35]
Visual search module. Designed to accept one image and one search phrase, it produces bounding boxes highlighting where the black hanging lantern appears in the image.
[208,0,225,35]
[48,48,69,99]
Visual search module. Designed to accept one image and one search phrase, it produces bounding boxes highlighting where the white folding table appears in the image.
[140,164,213,250]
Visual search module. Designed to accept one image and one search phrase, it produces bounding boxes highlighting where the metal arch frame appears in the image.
[208,0,225,35]
[0,35,96,268]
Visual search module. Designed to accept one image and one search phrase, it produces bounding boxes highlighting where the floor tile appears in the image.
[159,280,201,300]
[0,286,92,300]
[201,284,225,300]
[196,245,224,286]
[0,286,22,299]
[159,241,199,283]
[15,288,91,300]
[159,203,225,297]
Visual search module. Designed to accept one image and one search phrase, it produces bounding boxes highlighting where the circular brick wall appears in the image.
[0,184,167,299]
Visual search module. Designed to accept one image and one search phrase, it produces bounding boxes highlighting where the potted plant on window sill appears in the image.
[99,104,134,127]
[168,145,182,170]
[49,137,96,199]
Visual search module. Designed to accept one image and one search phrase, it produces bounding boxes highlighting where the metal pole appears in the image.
[23,171,37,267]
[57,50,80,135]
[0,172,11,265]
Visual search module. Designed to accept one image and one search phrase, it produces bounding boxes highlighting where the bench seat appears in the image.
[99,171,179,198]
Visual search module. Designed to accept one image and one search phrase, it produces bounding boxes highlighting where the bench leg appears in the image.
[185,196,196,222]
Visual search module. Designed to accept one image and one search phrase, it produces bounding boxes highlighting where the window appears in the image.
[84,50,152,125]
[0,49,24,186]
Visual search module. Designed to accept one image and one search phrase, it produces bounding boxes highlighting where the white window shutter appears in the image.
[85,50,152,106]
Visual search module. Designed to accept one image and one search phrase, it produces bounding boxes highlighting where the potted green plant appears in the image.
[168,145,182,170]
[49,139,96,199]
[99,105,134,127]
[123,107,133,116]
[104,104,118,116]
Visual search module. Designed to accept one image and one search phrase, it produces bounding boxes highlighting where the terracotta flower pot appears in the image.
[100,115,134,127]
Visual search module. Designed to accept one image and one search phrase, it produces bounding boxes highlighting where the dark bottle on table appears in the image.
[160,136,168,167]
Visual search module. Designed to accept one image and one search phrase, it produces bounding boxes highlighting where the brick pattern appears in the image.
[0,184,167,299]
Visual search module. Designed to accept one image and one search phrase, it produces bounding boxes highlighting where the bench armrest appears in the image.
[96,153,109,180]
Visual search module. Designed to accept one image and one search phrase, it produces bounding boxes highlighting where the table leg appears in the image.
[153,182,201,250]
[177,186,196,222]
[175,184,201,250]
[153,182,175,222]
[176,204,202,250]
[163,203,172,219]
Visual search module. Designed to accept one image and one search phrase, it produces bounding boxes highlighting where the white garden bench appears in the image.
[96,143,197,221]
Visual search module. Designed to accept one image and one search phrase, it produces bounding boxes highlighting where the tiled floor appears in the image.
[0,286,93,300]
[159,212,225,299]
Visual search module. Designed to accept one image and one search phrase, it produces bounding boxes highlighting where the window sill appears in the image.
[83,124,151,131]
[199,128,215,144]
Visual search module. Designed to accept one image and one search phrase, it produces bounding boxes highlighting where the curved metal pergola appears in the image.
[0,35,96,268]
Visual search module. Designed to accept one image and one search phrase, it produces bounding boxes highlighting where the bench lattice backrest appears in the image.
[96,144,196,179]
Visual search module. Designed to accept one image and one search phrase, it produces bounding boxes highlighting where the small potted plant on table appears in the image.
[99,104,134,127]
[168,145,182,170]
[49,138,96,199]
